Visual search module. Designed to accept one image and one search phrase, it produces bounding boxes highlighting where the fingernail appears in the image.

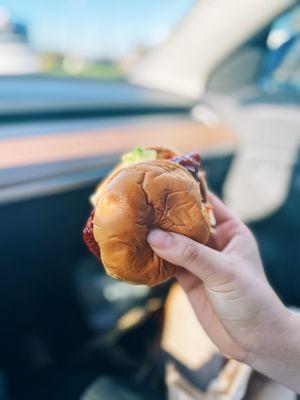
[147,229,173,249]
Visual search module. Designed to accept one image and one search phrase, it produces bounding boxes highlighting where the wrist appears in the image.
[247,306,300,392]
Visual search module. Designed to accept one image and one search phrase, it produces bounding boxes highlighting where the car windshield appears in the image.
[0,0,193,79]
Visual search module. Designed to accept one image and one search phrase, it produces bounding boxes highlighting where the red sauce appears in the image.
[83,209,100,259]
[171,152,201,181]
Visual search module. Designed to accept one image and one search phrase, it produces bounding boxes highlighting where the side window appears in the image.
[259,5,300,92]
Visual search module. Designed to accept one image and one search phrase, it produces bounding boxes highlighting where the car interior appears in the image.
[1,2,300,399]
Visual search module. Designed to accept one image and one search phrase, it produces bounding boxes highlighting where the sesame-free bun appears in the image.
[92,159,210,286]
[90,146,178,208]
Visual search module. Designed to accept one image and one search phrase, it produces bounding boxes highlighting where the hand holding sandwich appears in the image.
[148,193,300,393]
[83,146,300,392]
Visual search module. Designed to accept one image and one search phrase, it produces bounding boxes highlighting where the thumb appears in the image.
[148,229,227,285]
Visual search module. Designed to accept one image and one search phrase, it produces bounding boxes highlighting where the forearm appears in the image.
[247,309,300,393]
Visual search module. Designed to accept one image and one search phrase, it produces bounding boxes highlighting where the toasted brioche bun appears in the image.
[92,159,210,286]
[90,146,178,207]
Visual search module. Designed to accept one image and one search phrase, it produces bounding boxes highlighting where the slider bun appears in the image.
[92,159,210,286]
[90,146,178,207]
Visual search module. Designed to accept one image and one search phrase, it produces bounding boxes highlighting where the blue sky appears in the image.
[0,0,194,58]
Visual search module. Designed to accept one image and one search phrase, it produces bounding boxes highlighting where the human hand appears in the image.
[148,193,300,392]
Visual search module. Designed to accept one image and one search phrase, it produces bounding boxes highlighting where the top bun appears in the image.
[92,157,211,286]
